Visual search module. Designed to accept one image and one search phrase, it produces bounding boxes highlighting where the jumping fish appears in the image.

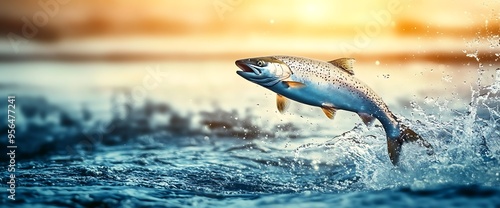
[235,56,433,165]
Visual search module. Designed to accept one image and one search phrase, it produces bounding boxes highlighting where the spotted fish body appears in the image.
[271,56,400,138]
[235,55,432,165]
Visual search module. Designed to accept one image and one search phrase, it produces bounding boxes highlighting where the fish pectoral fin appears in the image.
[328,58,355,75]
[276,94,289,113]
[358,113,376,126]
[282,81,306,88]
[321,104,337,119]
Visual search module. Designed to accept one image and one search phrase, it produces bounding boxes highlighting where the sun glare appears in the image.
[300,2,329,23]
[291,0,386,26]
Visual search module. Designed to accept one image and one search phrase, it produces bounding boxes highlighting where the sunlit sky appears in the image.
[0,0,499,59]
[2,0,499,37]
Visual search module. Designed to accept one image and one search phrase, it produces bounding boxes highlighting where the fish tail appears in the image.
[387,124,434,165]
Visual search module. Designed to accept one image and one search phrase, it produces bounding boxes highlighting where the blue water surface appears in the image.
[0,63,499,207]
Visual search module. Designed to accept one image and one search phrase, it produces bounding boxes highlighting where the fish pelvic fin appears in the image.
[387,125,434,165]
[321,103,337,119]
[321,107,336,119]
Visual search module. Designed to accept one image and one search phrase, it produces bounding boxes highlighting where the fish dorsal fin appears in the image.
[276,94,289,113]
[358,113,376,126]
[328,58,355,75]
[321,103,337,119]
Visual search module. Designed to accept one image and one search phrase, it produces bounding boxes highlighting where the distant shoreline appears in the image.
[0,51,497,64]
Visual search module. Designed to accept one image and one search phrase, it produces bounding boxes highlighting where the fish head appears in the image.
[235,56,292,87]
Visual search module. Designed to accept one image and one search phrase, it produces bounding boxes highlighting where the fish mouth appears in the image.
[235,60,261,75]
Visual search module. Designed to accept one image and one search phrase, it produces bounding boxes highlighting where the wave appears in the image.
[0,91,302,160]
[3,183,499,207]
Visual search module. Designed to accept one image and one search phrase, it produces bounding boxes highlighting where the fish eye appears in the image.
[257,60,265,67]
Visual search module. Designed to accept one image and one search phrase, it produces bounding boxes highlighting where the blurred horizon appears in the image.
[0,0,499,63]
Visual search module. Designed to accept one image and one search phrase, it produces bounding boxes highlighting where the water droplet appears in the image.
[204,136,209,140]
[375,60,380,65]
[464,49,480,61]
[442,75,453,82]
[424,96,434,103]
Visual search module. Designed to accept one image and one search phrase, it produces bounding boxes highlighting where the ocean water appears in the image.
[0,58,499,207]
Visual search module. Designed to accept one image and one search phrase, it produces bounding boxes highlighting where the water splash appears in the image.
[293,68,500,191]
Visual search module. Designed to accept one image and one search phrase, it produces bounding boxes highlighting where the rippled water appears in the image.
[0,59,499,207]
